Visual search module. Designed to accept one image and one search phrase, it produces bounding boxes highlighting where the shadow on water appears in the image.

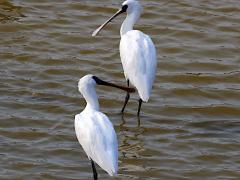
[0,0,24,23]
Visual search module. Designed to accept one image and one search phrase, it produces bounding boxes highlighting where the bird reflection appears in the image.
[118,115,145,159]
[120,113,142,127]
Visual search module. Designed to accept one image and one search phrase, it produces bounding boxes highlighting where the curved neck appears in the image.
[120,11,140,37]
[82,86,99,111]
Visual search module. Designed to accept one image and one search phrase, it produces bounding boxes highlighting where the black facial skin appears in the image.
[92,76,107,85]
[122,5,128,12]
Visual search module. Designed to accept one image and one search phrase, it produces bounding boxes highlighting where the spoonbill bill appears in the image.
[75,75,135,179]
[92,0,157,116]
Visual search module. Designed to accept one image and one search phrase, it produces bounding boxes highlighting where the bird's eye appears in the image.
[122,5,128,12]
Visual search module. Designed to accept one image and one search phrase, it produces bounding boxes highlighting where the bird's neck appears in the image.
[86,101,99,111]
[120,11,140,37]
[83,87,99,111]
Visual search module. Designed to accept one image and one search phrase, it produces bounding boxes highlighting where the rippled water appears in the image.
[1,0,240,179]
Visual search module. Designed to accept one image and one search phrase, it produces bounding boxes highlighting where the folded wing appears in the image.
[75,111,118,176]
[120,30,157,102]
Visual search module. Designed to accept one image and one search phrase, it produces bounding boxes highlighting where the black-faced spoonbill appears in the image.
[75,75,135,179]
[92,0,157,116]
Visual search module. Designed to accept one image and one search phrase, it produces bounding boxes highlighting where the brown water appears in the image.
[0,0,240,179]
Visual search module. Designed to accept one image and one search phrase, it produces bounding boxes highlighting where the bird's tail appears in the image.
[135,77,152,102]
[99,151,118,177]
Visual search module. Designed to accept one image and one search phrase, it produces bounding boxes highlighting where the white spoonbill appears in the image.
[75,75,135,179]
[92,0,157,116]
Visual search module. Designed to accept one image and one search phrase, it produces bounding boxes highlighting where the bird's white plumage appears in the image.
[75,75,118,176]
[119,0,157,102]
[120,30,156,102]
[75,110,118,176]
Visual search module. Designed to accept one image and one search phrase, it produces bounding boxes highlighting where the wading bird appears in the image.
[92,0,157,116]
[75,75,135,180]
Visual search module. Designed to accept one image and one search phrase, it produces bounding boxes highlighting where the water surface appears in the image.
[0,0,240,179]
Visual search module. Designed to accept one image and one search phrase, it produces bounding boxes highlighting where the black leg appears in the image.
[121,80,130,113]
[137,99,143,117]
[121,93,130,113]
[137,115,141,127]
[91,159,98,180]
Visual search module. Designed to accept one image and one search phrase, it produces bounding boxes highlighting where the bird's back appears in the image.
[120,30,157,102]
[75,109,118,176]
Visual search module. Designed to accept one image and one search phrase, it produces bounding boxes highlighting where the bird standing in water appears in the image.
[75,75,135,179]
[93,0,157,116]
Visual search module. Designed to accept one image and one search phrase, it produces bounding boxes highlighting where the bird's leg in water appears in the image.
[121,80,130,113]
[91,159,98,180]
[137,99,143,116]
[137,115,141,127]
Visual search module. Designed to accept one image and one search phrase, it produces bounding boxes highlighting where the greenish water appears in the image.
[0,0,240,179]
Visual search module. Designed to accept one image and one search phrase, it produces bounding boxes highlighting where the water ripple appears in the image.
[0,0,240,179]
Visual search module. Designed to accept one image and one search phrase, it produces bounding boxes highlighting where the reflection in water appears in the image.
[120,113,142,127]
[0,1,23,23]
[1,0,240,179]
[118,115,150,178]
[119,115,145,158]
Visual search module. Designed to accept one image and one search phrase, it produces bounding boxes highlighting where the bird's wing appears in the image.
[120,30,157,102]
[75,111,118,176]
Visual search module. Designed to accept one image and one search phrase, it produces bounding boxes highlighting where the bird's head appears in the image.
[122,0,143,15]
[92,0,142,37]
[78,74,96,94]
[78,75,135,94]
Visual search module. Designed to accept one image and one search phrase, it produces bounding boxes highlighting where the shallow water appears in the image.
[0,0,240,179]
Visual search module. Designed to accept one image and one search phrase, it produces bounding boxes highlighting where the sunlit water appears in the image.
[0,0,240,179]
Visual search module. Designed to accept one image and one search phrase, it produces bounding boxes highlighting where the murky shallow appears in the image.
[0,0,240,179]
